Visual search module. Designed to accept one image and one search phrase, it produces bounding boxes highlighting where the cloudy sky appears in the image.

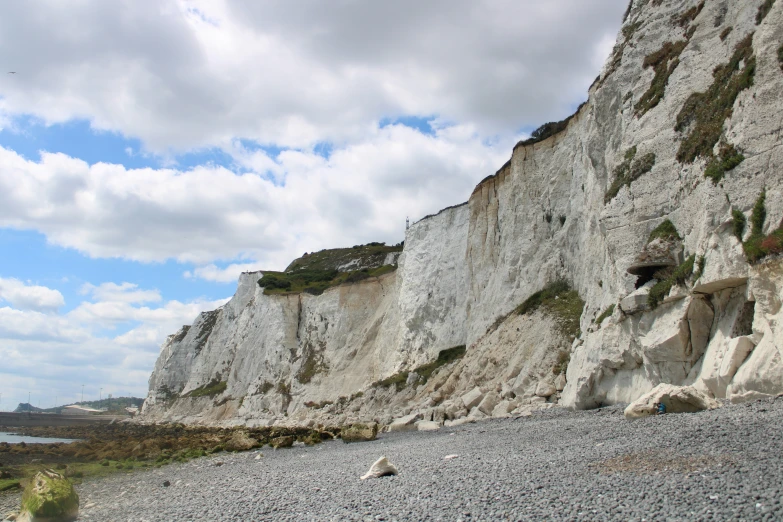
[0,0,626,409]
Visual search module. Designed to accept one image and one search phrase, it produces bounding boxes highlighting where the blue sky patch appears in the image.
[0,229,231,315]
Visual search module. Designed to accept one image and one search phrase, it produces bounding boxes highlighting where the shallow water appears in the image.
[0,432,77,444]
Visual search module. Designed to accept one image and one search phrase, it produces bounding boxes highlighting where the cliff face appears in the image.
[143,0,783,426]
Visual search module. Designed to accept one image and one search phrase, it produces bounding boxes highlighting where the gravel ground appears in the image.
[2,398,783,521]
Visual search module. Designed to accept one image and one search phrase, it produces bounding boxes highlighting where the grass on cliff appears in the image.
[605,146,656,202]
[704,142,744,183]
[741,190,783,263]
[757,0,776,24]
[185,379,227,398]
[0,477,21,492]
[674,1,704,27]
[648,219,681,243]
[372,345,467,391]
[635,40,687,117]
[296,347,329,384]
[648,254,699,309]
[516,280,585,339]
[595,304,616,325]
[676,35,755,164]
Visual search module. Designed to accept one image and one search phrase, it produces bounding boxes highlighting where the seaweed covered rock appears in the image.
[340,423,377,443]
[224,431,258,452]
[269,436,294,449]
[18,470,79,522]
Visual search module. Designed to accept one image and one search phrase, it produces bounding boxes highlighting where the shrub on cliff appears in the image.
[648,254,696,309]
[742,190,783,263]
[605,147,656,203]
[676,35,755,163]
[257,274,291,290]
[704,142,744,183]
[732,208,747,241]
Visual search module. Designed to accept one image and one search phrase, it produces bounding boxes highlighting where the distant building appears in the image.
[61,405,102,415]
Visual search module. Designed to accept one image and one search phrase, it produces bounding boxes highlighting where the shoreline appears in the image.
[3,399,783,520]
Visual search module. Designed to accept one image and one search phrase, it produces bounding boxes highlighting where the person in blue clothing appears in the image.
[656,401,666,415]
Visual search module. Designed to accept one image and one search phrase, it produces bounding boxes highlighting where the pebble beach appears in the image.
[3,398,783,521]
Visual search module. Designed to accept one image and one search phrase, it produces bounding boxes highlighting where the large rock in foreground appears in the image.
[18,470,79,522]
[624,384,719,420]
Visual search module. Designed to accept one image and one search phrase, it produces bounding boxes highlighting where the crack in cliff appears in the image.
[296,294,303,345]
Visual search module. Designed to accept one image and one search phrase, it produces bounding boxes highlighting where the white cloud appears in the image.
[0,0,629,409]
[80,282,162,304]
[0,121,516,269]
[0,277,65,311]
[185,262,265,283]
[0,280,229,406]
[0,0,625,153]
[0,0,626,273]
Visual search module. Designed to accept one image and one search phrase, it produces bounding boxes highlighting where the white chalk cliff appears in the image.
[142,0,783,426]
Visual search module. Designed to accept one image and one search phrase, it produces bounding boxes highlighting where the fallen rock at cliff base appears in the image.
[477,391,500,415]
[624,384,720,420]
[491,400,513,417]
[416,421,441,431]
[536,381,557,398]
[461,387,484,410]
[388,413,421,432]
[360,456,398,480]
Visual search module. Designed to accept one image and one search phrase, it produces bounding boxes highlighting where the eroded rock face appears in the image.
[143,0,783,426]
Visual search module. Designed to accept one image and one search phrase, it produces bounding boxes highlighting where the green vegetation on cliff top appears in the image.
[285,242,402,272]
[258,242,402,296]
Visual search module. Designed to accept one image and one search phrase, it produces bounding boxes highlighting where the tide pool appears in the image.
[0,432,78,444]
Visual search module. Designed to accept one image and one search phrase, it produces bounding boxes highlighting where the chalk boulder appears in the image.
[461,387,484,410]
[388,413,421,432]
[624,384,719,419]
[360,456,398,480]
